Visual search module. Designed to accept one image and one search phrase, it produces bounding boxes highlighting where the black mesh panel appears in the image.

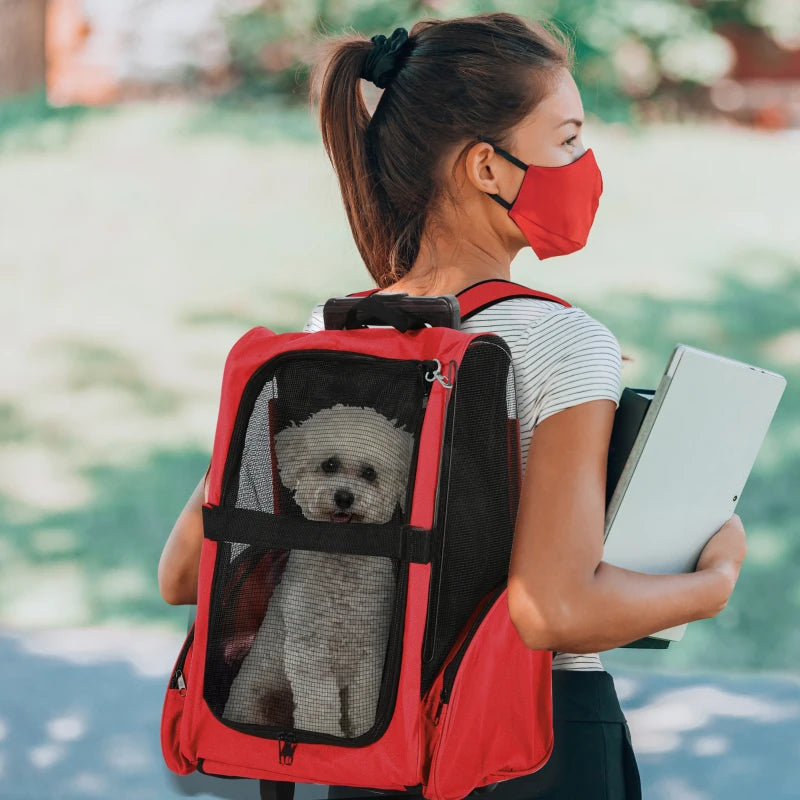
[420,337,517,697]
[204,353,426,741]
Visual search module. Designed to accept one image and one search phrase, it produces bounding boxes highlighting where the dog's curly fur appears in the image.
[223,404,414,738]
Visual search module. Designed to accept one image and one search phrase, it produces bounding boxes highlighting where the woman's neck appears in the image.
[378,231,515,296]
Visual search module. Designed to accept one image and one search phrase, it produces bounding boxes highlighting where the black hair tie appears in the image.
[361,27,411,89]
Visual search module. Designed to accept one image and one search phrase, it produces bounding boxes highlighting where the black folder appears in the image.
[605,388,670,650]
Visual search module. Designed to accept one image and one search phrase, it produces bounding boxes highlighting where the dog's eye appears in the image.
[361,466,377,482]
[321,457,340,474]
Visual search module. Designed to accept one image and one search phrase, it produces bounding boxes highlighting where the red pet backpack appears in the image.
[161,280,570,800]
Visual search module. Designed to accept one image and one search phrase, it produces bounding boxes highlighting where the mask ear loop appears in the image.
[491,146,529,172]
[484,144,529,210]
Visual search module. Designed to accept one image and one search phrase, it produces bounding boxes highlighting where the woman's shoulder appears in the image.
[464,297,620,350]
[482,301,623,426]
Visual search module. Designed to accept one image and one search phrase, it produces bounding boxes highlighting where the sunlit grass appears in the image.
[0,99,797,673]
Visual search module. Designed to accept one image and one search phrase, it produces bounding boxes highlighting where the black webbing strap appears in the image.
[203,505,431,564]
[259,780,295,800]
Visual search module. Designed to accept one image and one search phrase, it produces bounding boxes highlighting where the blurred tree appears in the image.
[0,0,47,99]
[221,0,434,100]
[219,0,799,123]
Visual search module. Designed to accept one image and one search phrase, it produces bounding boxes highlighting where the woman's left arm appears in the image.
[158,468,209,605]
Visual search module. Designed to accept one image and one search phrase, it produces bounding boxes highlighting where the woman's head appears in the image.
[312,12,577,288]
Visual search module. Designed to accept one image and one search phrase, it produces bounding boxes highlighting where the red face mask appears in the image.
[487,147,603,259]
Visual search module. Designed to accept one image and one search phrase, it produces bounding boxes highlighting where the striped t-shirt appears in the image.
[302,295,622,671]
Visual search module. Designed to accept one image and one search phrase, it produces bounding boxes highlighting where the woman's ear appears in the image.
[462,140,514,199]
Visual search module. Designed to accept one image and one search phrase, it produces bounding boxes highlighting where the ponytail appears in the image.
[311,14,572,287]
[312,36,398,286]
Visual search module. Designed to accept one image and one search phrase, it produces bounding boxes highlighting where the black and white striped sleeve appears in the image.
[521,307,622,429]
[302,302,326,332]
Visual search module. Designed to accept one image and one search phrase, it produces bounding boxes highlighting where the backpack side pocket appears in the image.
[422,587,553,800]
[161,623,197,775]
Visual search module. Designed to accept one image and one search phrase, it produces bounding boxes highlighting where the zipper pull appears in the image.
[175,669,187,696]
[424,359,453,390]
[433,687,450,726]
[278,733,297,765]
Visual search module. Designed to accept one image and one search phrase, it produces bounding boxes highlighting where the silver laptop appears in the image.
[603,344,786,641]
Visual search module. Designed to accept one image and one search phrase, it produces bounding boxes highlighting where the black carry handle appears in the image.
[343,294,427,332]
[324,293,461,331]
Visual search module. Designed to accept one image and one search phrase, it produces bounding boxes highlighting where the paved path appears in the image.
[1,626,798,800]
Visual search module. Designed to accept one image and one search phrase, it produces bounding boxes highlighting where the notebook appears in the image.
[603,344,786,643]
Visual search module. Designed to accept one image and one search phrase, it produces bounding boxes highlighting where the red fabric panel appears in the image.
[181,534,217,762]
[422,589,553,800]
[160,628,196,775]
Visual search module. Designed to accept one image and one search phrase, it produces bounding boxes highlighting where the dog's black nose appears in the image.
[334,489,354,509]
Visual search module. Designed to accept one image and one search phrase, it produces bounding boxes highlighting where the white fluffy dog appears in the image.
[223,404,415,738]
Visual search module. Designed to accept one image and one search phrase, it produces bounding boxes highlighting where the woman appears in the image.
[159,12,747,799]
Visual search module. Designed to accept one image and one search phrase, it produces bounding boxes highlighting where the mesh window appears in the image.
[420,337,518,697]
[204,354,426,740]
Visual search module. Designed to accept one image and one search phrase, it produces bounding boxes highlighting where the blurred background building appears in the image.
[2,0,799,126]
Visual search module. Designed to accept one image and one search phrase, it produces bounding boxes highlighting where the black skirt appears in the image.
[325,670,641,800]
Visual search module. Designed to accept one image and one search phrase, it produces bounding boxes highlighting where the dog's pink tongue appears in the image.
[331,512,352,523]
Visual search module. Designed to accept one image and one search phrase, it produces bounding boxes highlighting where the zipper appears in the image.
[433,584,505,726]
[221,350,437,506]
[400,362,442,515]
[277,732,297,765]
[170,624,195,694]
[421,359,458,665]
[422,339,507,675]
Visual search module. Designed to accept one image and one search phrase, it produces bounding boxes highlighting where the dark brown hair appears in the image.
[311,12,573,288]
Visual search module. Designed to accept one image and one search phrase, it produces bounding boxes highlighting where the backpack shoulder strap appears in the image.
[346,279,570,322]
[456,279,570,321]
[259,780,294,800]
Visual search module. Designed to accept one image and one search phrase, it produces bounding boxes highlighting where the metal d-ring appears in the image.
[424,359,453,389]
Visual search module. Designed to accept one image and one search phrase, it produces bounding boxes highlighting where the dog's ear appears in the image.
[273,423,303,489]
[395,429,416,513]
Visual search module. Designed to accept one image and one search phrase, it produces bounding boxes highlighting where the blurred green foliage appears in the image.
[220,0,794,121]
[0,89,103,151]
[0,95,797,673]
